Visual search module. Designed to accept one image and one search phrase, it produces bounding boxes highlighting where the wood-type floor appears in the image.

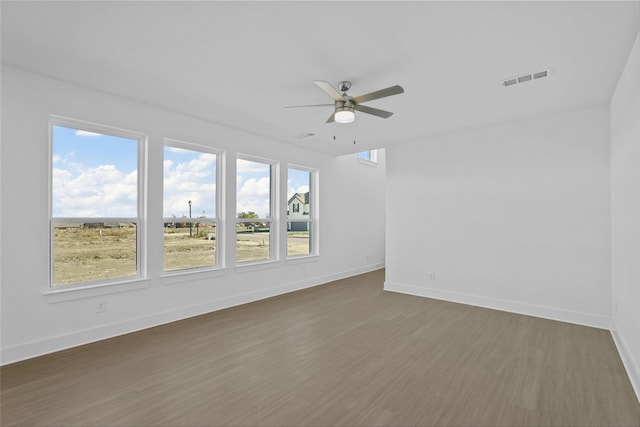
[2,269,639,426]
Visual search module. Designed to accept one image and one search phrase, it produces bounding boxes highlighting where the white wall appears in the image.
[385,105,612,328]
[0,66,386,364]
[610,32,640,399]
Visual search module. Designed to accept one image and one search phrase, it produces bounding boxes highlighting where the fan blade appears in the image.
[326,113,335,123]
[353,104,394,119]
[314,81,345,101]
[284,103,334,109]
[352,85,404,104]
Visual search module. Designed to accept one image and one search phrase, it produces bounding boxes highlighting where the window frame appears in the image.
[357,149,378,166]
[236,154,279,265]
[286,164,318,259]
[48,116,147,291]
[162,138,224,274]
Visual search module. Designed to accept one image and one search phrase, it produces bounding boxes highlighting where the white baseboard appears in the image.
[383,281,611,330]
[611,322,640,402]
[1,263,384,366]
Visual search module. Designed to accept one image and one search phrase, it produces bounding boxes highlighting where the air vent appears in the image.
[533,70,548,79]
[503,68,551,87]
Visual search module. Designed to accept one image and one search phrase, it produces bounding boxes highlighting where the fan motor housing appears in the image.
[335,100,354,109]
[338,81,351,93]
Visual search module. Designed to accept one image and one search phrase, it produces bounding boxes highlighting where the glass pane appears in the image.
[236,222,270,262]
[52,222,137,286]
[164,221,216,271]
[163,145,217,271]
[52,125,138,218]
[287,222,311,256]
[163,146,216,219]
[287,168,311,219]
[358,150,378,163]
[237,158,271,219]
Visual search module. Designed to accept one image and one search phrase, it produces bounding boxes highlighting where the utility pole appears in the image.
[188,200,192,237]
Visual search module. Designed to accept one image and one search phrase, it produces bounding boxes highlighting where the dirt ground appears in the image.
[53,227,137,286]
[52,226,310,286]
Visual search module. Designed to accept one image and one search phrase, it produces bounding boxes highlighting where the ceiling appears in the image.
[2,1,639,156]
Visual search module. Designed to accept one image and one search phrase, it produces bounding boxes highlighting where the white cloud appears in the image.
[238,177,270,196]
[53,152,74,165]
[52,164,137,217]
[237,177,270,217]
[237,158,270,175]
[75,130,103,137]
[287,183,309,199]
[235,160,271,217]
[236,198,270,218]
[163,152,216,217]
[201,183,216,193]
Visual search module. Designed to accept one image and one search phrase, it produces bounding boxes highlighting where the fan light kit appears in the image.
[286,80,404,124]
[334,106,355,123]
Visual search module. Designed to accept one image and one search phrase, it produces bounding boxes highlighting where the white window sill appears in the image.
[235,259,282,273]
[286,254,319,265]
[357,158,378,167]
[162,267,228,286]
[44,278,150,303]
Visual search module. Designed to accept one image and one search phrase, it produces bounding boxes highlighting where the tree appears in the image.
[237,211,258,219]
[237,211,258,227]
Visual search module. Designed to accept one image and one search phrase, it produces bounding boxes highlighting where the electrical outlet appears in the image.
[96,301,106,313]
[429,272,436,281]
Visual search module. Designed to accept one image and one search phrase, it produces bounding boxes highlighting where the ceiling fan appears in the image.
[286,81,404,124]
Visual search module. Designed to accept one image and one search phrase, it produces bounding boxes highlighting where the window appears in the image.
[358,149,378,164]
[287,166,316,257]
[163,140,221,272]
[50,118,145,288]
[236,156,276,263]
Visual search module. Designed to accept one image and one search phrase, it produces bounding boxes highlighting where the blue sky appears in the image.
[52,125,311,219]
[52,126,138,217]
[287,167,310,202]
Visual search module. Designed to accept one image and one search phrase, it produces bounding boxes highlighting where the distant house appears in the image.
[287,192,310,231]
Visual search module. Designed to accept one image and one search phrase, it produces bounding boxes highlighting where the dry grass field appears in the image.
[53,226,310,285]
[53,227,137,286]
